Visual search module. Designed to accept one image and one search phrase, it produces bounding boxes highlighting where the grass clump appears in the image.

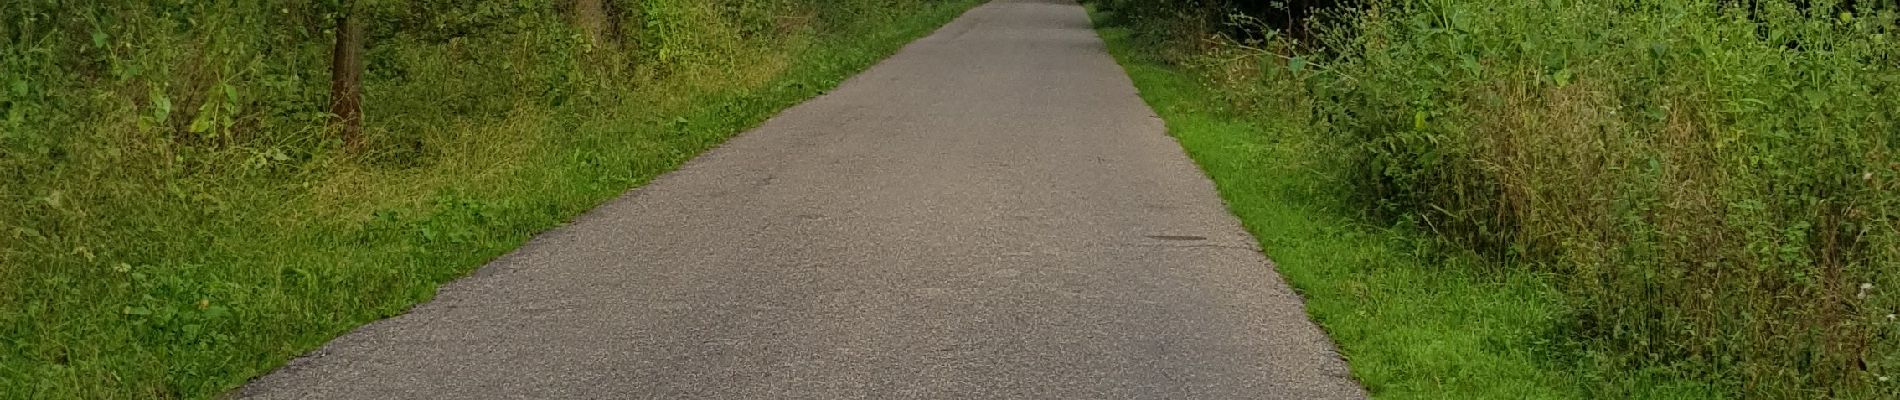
[0,0,981,398]
[1094,19,1593,398]
[1091,0,1899,398]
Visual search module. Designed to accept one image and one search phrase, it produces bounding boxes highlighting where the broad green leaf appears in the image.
[150,88,172,123]
[189,113,214,133]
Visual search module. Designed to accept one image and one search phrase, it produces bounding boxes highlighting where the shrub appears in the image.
[1098,0,1899,396]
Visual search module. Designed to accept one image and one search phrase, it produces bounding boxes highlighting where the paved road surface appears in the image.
[242,1,1363,398]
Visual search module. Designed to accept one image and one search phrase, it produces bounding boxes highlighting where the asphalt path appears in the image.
[242,1,1364,398]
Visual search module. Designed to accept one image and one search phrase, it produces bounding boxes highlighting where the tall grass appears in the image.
[1095,0,1899,397]
[0,0,979,397]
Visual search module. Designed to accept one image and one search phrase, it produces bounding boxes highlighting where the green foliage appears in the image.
[0,0,979,398]
[1096,0,1899,397]
[1095,20,1601,398]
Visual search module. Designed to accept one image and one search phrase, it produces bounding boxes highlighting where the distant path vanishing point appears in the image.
[241,1,1364,398]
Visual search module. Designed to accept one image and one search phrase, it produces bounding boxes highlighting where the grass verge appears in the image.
[1089,9,1716,399]
[0,2,981,398]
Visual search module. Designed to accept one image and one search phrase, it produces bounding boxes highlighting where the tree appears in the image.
[573,0,616,48]
[330,0,367,152]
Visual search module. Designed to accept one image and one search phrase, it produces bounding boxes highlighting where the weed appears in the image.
[1091,0,1899,397]
[0,1,982,398]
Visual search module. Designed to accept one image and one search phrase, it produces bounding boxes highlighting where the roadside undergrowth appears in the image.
[0,1,982,398]
[1090,0,1899,397]
[1091,6,1718,399]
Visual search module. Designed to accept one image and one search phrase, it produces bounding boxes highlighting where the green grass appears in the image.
[1089,11,1718,400]
[1088,0,1900,396]
[0,1,981,398]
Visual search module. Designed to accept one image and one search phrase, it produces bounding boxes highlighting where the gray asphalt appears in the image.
[241,1,1364,398]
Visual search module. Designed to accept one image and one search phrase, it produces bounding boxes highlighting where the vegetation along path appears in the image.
[242,0,1363,398]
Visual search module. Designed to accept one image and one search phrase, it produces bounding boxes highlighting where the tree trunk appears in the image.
[574,0,613,47]
[330,3,367,152]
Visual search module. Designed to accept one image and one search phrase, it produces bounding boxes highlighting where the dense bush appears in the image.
[1,0,967,397]
[1097,0,1899,397]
